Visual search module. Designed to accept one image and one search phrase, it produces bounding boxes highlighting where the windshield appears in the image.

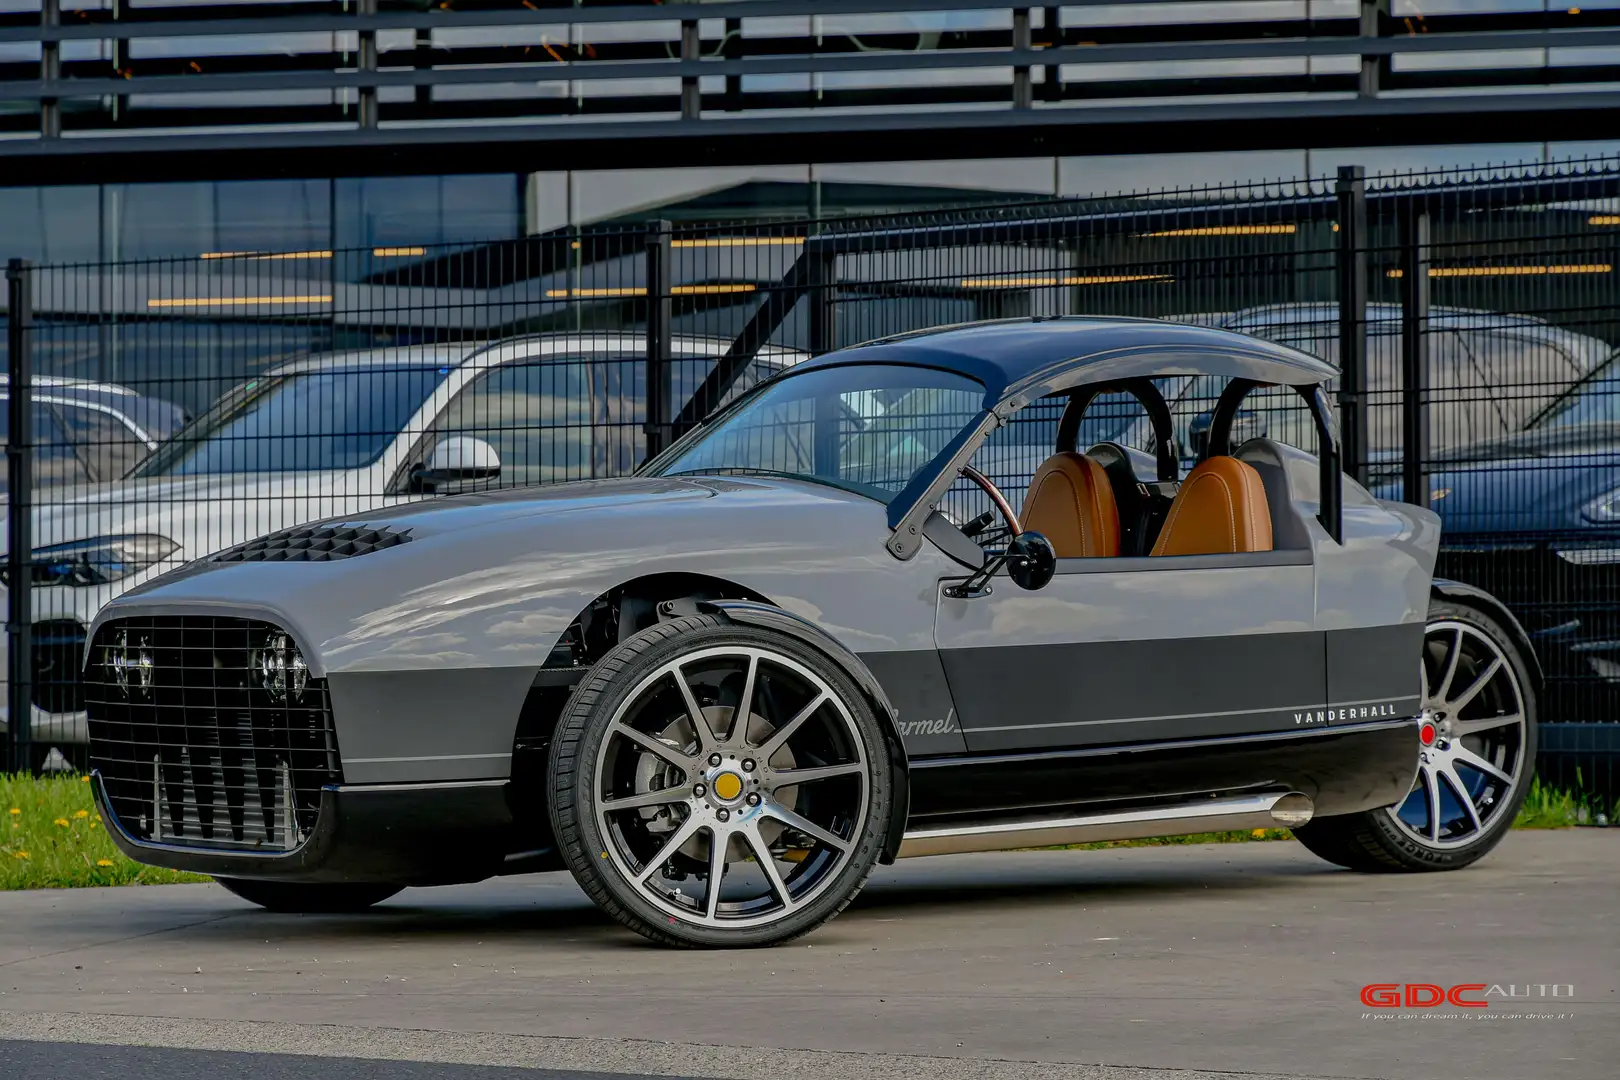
[133,362,451,477]
[1529,351,1620,430]
[652,364,985,502]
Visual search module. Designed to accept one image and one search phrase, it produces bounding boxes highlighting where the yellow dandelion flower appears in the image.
[89,821,99,829]
[81,775,91,783]
[96,859,114,867]
[12,851,27,860]
[7,808,18,815]
[1251,828,1268,838]
[74,810,89,819]
[53,818,70,828]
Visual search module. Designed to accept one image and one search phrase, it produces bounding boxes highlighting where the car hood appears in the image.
[336,475,717,538]
[5,471,396,553]
[1381,448,1620,535]
[96,473,899,673]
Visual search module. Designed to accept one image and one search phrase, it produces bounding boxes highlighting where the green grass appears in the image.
[1513,773,1613,829]
[0,773,208,890]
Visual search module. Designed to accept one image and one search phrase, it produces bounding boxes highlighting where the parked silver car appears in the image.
[1,335,799,756]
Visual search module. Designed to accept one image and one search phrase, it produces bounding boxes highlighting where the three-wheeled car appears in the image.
[85,318,1538,947]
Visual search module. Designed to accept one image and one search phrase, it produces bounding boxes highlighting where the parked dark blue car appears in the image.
[1378,354,1620,753]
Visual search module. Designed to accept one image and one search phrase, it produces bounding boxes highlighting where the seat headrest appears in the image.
[1149,455,1273,557]
[1022,452,1120,559]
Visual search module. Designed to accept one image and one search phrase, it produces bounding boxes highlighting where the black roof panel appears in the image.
[797,316,1339,399]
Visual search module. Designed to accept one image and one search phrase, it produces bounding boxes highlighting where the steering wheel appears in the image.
[959,465,1020,537]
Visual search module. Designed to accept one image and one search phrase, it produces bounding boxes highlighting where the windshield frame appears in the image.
[1526,346,1620,430]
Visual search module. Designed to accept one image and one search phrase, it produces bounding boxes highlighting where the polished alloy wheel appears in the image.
[1386,619,1528,848]
[591,645,870,929]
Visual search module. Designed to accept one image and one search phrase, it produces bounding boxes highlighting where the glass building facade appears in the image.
[0,175,525,265]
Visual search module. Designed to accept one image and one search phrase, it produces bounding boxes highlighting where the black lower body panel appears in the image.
[905,716,1420,825]
[92,773,556,886]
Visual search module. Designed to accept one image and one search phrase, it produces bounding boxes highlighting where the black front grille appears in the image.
[85,617,340,851]
[213,523,411,563]
[32,619,86,714]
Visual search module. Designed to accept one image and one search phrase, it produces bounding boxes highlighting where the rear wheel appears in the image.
[1294,596,1536,872]
[548,614,890,948]
[215,878,403,913]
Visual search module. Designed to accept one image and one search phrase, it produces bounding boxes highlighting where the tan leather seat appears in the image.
[1149,455,1273,557]
[1021,452,1120,558]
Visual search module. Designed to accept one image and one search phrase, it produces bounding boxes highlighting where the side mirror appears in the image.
[1005,531,1056,591]
[415,435,501,491]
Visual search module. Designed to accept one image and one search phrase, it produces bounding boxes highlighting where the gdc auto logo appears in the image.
[1360,983,1575,1008]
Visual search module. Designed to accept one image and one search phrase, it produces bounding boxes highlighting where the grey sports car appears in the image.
[85,318,1540,948]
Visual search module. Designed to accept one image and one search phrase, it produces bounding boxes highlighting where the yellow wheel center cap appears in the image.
[712,771,744,802]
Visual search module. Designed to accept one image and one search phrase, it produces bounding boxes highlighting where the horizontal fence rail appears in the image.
[4,153,1619,801]
[5,2,1620,179]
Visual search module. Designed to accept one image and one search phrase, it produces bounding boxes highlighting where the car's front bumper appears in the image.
[92,772,555,886]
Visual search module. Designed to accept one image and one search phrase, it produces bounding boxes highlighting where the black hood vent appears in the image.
[213,523,412,563]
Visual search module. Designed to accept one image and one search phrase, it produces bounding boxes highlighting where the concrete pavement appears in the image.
[0,831,1613,1080]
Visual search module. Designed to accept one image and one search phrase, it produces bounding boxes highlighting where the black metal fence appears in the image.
[6,154,1620,798]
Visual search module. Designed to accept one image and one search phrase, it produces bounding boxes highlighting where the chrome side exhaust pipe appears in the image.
[896,791,1315,859]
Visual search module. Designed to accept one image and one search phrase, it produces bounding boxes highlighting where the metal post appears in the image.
[111,0,127,124]
[414,26,431,114]
[807,244,837,357]
[1336,165,1369,485]
[1042,6,1062,103]
[358,0,379,128]
[680,19,701,120]
[1358,0,1390,98]
[1400,208,1431,509]
[7,260,34,775]
[644,221,674,459]
[1012,8,1033,110]
[40,0,60,138]
[723,17,742,111]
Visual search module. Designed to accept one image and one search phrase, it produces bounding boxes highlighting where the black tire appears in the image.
[1294,595,1538,873]
[215,878,403,913]
[548,614,892,948]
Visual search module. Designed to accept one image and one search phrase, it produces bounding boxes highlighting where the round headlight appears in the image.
[103,629,154,698]
[255,632,308,703]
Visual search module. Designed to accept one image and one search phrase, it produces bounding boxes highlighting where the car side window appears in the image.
[52,403,151,482]
[422,352,781,488]
[427,358,601,487]
[0,399,92,491]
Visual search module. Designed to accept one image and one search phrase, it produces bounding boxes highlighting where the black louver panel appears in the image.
[86,617,340,851]
[213,523,411,563]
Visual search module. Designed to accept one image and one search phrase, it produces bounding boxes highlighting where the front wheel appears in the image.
[1294,596,1537,872]
[215,878,403,913]
[548,614,891,948]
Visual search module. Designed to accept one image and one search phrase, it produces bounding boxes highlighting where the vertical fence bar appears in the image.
[1399,206,1431,509]
[6,260,33,775]
[644,220,674,460]
[807,243,837,356]
[1336,165,1369,484]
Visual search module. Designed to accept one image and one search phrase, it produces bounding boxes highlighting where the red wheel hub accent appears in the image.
[1419,722,1437,747]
